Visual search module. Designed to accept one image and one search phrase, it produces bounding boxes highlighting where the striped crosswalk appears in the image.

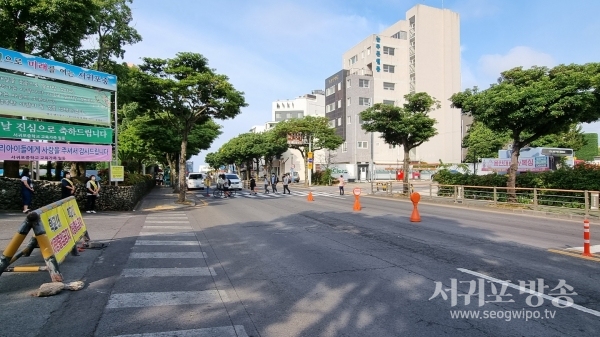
[198,190,346,200]
[97,211,249,337]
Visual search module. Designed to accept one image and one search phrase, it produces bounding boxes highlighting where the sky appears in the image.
[119,0,600,169]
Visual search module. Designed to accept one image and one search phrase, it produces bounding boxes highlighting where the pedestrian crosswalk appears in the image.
[96,211,250,337]
[197,190,346,200]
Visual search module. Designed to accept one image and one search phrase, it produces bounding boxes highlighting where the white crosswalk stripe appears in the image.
[196,190,346,200]
[110,325,249,337]
[106,290,229,308]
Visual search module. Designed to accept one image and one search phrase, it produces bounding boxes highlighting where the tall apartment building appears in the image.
[325,4,462,181]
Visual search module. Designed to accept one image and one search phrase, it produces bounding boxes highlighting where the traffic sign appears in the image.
[307,152,313,158]
[308,158,313,163]
[308,163,313,169]
[353,188,361,196]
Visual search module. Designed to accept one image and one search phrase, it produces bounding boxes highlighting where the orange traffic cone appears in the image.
[410,192,421,222]
[353,195,361,211]
[307,191,314,201]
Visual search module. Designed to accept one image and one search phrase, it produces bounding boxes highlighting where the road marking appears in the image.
[144,221,190,224]
[106,290,229,309]
[121,267,215,277]
[130,252,207,259]
[142,226,192,229]
[110,325,249,337]
[138,231,195,236]
[134,240,199,246]
[457,268,600,317]
[565,245,600,254]
[547,249,600,262]
[145,217,189,220]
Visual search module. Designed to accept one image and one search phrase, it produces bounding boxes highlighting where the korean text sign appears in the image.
[40,198,89,263]
[0,117,112,144]
[0,140,112,162]
[0,47,117,91]
[0,72,111,125]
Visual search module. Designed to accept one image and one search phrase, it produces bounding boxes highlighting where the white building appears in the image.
[325,4,462,181]
[250,90,327,181]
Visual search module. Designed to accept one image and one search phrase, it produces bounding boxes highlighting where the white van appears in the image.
[186,172,205,190]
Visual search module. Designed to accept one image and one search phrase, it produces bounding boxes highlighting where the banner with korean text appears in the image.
[0,72,111,125]
[481,157,550,172]
[40,198,89,263]
[0,47,117,91]
[0,117,112,144]
[0,140,112,161]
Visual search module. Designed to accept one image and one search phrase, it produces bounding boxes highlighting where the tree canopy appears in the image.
[451,64,600,192]
[361,92,439,192]
[135,52,247,201]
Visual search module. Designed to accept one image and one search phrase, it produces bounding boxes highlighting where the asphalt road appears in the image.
[2,188,600,337]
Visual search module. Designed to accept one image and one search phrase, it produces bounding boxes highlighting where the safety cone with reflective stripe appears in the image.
[307,191,314,201]
[583,219,592,257]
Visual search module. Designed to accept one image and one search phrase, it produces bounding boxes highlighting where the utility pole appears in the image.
[308,136,312,187]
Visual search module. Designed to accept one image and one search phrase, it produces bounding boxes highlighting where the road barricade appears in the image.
[0,197,91,282]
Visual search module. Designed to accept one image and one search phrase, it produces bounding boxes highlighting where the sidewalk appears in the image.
[136,186,198,211]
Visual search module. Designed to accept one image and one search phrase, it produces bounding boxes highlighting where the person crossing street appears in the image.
[271,173,279,193]
[282,174,291,194]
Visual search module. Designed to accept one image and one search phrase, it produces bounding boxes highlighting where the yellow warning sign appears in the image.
[40,207,74,263]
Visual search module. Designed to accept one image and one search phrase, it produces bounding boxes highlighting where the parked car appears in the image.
[186,172,205,190]
[291,171,300,183]
[225,173,242,190]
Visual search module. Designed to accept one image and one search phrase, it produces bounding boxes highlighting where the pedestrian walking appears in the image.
[338,174,346,195]
[263,175,270,194]
[271,173,279,193]
[250,176,257,195]
[283,174,291,194]
[61,171,75,199]
[20,168,34,213]
[85,175,100,213]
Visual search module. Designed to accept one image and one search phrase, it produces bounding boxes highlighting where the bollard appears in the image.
[307,191,314,202]
[353,188,362,211]
[583,219,592,257]
[410,192,421,222]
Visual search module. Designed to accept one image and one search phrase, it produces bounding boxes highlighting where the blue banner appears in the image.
[0,47,117,91]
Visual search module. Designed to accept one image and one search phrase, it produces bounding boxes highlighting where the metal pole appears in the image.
[114,91,118,186]
[308,137,312,187]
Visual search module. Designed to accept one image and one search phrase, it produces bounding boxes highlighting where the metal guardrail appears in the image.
[370,182,600,217]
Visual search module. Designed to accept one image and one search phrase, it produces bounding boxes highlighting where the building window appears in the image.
[326,85,335,96]
[367,47,371,55]
[383,64,395,73]
[389,144,397,149]
[361,51,365,59]
[347,97,351,106]
[392,31,408,40]
[357,141,368,149]
[358,114,363,124]
[337,118,342,126]
[298,112,303,118]
[347,79,351,88]
[359,79,370,88]
[326,102,336,113]
[337,100,341,108]
[329,120,335,128]
[359,97,371,106]
[347,115,351,124]
[383,82,395,90]
[287,113,291,118]
[383,47,395,56]
[337,82,341,90]
[275,113,281,119]
[383,100,395,106]
[349,55,358,65]
[342,142,347,152]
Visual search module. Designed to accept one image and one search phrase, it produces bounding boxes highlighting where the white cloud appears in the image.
[478,46,556,79]
[460,61,478,89]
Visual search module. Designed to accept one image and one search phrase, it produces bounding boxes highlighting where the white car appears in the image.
[186,173,205,190]
[225,173,242,190]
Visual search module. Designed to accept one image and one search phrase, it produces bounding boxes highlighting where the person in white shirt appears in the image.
[282,174,291,194]
[338,175,346,195]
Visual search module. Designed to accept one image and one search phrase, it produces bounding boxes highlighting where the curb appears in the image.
[547,248,600,262]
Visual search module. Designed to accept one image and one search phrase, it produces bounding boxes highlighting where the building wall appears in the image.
[325,70,346,139]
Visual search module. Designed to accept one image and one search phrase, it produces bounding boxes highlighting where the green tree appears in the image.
[273,116,343,185]
[462,121,510,163]
[360,92,439,193]
[205,152,226,171]
[136,52,246,202]
[529,124,587,150]
[574,133,598,161]
[451,64,600,197]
